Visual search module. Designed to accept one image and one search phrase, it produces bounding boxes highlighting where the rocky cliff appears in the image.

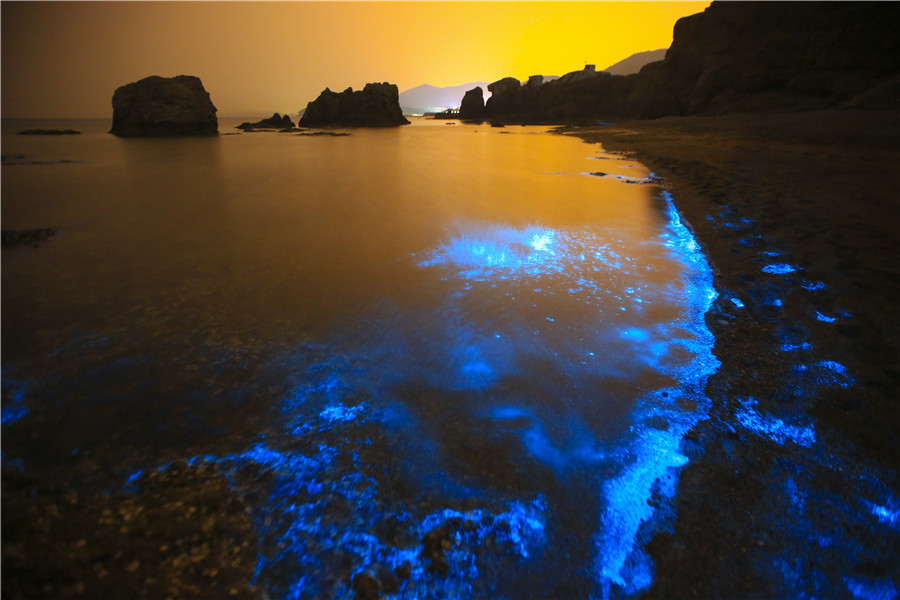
[478,1,900,123]
[109,75,218,137]
[298,83,410,127]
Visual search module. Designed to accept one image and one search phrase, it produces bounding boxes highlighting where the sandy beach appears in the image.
[564,109,900,597]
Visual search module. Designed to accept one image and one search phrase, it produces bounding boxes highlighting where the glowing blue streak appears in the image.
[735,397,816,447]
[1,387,27,425]
[865,502,900,527]
[844,576,898,600]
[595,192,719,595]
[762,263,799,274]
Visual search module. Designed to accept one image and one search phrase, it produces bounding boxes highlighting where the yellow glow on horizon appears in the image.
[2,1,709,118]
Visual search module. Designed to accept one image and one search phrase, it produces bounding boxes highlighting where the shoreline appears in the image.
[562,109,900,597]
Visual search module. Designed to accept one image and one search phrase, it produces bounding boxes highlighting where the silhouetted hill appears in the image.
[602,49,666,76]
[472,1,900,123]
[398,82,491,113]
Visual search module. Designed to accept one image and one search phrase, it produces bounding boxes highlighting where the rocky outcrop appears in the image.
[18,129,80,135]
[2,228,57,248]
[298,83,410,127]
[484,77,523,118]
[633,1,900,116]
[109,75,218,137]
[236,113,294,131]
[458,87,485,120]
[477,2,900,123]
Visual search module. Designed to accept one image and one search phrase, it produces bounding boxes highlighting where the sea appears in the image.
[2,117,718,598]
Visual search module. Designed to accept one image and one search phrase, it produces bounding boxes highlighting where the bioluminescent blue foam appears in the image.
[735,397,816,447]
[816,311,838,322]
[844,576,898,600]
[1,385,27,425]
[730,297,745,308]
[319,403,367,424]
[865,501,900,527]
[592,192,718,596]
[793,361,854,388]
[762,263,799,274]
[121,175,716,597]
[174,440,548,600]
[782,341,813,352]
[802,281,826,292]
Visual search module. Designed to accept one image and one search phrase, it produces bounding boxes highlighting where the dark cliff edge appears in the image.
[109,75,218,137]
[298,82,410,128]
[462,2,900,124]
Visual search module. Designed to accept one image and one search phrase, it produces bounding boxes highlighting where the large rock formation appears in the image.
[458,87,485,120]
[298,83,410,127]
[477,1,900,123]
[484,77,523,118]
[109,75,218,137]
[630,1,900,116]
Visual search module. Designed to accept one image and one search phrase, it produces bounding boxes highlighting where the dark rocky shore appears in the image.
[563,108,900,598]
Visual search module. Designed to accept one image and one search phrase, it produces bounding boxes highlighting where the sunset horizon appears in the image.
[2,1,709,118]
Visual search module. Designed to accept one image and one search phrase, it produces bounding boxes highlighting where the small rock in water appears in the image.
[18,129,81,135]
[352,572,380,599]
[394,562,412,581]
[2,228,58,248]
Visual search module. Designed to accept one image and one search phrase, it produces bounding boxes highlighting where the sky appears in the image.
[2,1,709,118]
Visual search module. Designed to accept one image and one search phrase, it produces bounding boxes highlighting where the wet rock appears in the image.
[18,129,81,135]
[377,567,398,593]
[394,562,412,581]
[109,75,218,137]
[2,228,58,248]
[420,519,462,577]
[297,131,351,137]
[352,572,380,599]
[427,556,450,577]
[299,82,410,127]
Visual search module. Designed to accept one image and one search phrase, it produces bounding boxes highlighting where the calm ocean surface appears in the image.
[2,117,717,598]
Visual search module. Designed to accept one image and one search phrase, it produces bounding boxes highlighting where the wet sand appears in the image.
[564,110,900,597]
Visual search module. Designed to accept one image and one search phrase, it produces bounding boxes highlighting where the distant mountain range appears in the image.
[602,49,667,76]
[399,49,667,113]
[399,82,491,114]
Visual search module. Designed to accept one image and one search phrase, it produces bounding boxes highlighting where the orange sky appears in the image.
[2,1,709,118]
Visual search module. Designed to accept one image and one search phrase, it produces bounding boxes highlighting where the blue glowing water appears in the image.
[3,119,719,598]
